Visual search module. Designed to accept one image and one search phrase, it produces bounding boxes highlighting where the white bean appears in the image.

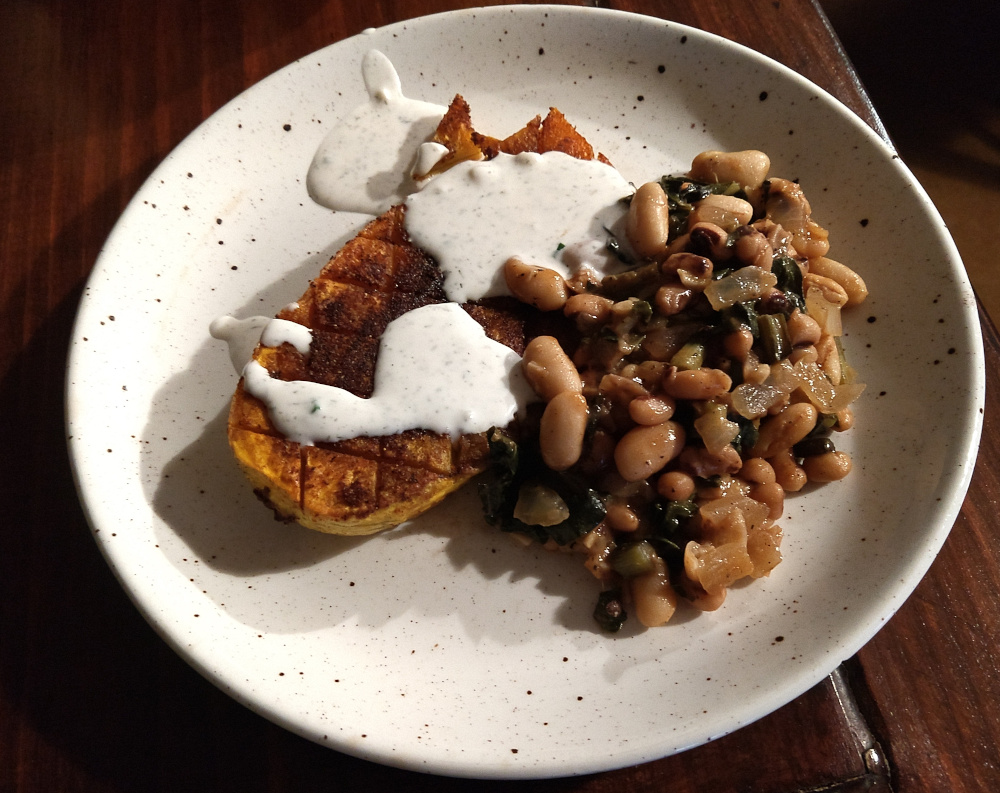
[614,421,686,482]
[689,149,771,190]
[626,181,670,260]
[539,392,588,471]
[522,336,581,401]
[808,256,868,306]
[504,257,569,311]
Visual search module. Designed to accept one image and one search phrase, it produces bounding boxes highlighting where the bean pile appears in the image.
[479,149,867,631]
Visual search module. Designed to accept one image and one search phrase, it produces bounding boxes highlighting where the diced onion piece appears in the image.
[805,286,843,336]
[513,483,570,527]
[703,266,777,310]
[694,401,740,454]
[829,382,866,413]
[793,360,866,413]
[766,358,799,392]
[794,360,837,412]
[748,522,783,578]
[699,494,768,541]
[732,382,785,419]
[684,539,754,593]
[732,495,769,535]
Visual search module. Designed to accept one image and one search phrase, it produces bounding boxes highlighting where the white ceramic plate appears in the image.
[67,5,984,779]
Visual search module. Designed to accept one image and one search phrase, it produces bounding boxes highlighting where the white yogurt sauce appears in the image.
[404,150,631,303]
[210,315,271,373]
[242,303,531,445]
[261,318,312,354]
[306,50,447,214]
[217,51,635,445]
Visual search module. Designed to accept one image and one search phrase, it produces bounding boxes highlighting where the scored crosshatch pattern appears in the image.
[226,97,607,535]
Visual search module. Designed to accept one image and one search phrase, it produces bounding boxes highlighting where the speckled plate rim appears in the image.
[66,5,984,779]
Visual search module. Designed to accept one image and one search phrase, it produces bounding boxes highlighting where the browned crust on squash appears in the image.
[228,95,606,535]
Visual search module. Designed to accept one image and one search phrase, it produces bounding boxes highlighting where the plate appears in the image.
[66,5,984,779]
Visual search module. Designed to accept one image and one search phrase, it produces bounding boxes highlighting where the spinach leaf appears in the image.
[479,428,606,546]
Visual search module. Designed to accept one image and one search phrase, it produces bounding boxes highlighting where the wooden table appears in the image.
[2,1,997,790]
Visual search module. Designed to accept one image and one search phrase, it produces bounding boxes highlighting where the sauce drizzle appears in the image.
[242,303,531,445]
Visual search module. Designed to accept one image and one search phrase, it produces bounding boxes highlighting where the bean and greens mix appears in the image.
[480,149,867,632]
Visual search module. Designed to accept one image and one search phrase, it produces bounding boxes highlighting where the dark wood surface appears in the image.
[1,1,997,790]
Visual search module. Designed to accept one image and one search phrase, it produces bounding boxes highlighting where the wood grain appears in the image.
[0,1,996,791]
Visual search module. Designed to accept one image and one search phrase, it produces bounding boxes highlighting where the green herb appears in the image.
[758,313,790,363]
[600,261,660,299]
[671,340,705,370]
[771,256,805,311]
[478,428,606,546]
[610,541,660,578]
[731,414,759,455]
[659,175,749,240]
[604,227,635,265]
[593,589,628,632]
[792,436,836,457]
[648,499,698,569]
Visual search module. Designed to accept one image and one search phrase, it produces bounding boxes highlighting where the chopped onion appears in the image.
[805,286,843,336]
[703,266,777,310]
[732,382,785,419]
[793,360,865,413]
[694,401,740,454]
[513,483,570,527]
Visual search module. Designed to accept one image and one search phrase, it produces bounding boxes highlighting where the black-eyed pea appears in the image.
[600,374,649,410]
[614,421,686,482]
[834,406,855,432]
[521,336,582,401]
[688,222,733,261]
[802,451,852,482]
[689,194,754,232]
[605,499,641,533]
[733,228,774,269]
[662,367,732,401]
[789,345,819,366]
[723,327,754,359]
[629,394,676,425]
[539,392,589,471]
[750,481,785,521]
[629,558,678,627]
[626,181,671,260]
[801,272,849,308]
[504,257,569,311]
[786,309,822,347]
[807,257,868,306]
[752,402,818,458]
[770,449,807,492]
[740,457,776,485]
[662,252,714,290]
[791,222,831,259]
[564,292,614,328]
[654,283,695,316]
[689,149,771,190]
[656,470,696,501]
